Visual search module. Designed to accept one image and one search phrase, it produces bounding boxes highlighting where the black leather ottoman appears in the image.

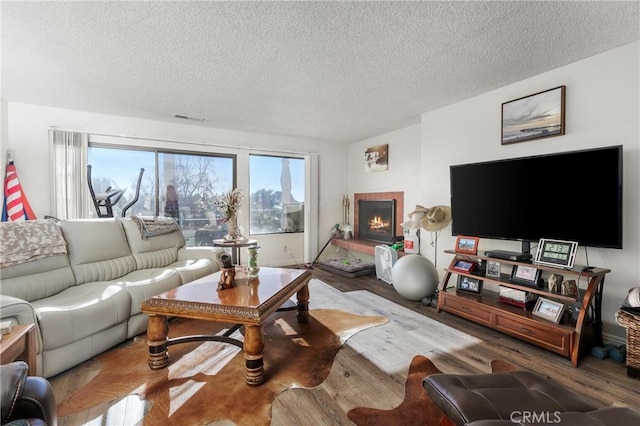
[423,370,640,426]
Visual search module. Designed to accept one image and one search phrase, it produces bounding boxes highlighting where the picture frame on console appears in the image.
[452,259,478,274]
[455,236,479,255]
[532,297,565,324]
[509,264,543,288]
[501,85,566,145]
[486,260,502,279]
[457,275,483,294]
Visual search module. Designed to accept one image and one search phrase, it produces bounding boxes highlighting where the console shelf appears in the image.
[437,249,610,367]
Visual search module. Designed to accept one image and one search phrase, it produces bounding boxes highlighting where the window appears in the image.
[87,148,155,218]
[88,145,235,246]
[249,155,304,235]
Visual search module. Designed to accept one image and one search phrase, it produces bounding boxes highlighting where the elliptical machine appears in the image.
[87,165,144,218]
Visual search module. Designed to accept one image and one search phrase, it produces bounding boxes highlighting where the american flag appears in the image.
[2,159,36,222]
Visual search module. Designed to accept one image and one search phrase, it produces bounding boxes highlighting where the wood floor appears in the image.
[272,266,640,425]
[50,266,640,425]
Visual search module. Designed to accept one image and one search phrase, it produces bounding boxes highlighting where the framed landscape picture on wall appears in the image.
[501,85,566,145]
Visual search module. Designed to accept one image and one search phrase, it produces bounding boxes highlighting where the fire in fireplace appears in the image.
[358,199,397,244]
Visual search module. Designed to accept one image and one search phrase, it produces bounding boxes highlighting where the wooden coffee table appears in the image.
[140,267,312,386]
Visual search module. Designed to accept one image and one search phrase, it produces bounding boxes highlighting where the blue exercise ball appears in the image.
[391,254,439,301]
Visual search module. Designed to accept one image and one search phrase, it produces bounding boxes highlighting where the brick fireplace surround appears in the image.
[331,191,404,257]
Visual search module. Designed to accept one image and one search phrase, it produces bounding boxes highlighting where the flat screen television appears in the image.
[449,145,623,250]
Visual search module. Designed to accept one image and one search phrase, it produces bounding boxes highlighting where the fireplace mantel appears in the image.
[331,191,405,257]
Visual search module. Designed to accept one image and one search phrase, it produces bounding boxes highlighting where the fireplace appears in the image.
[332,192,403,256]
[357,199,397,244]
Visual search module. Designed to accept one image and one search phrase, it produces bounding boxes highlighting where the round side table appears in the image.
[212,239,258,265]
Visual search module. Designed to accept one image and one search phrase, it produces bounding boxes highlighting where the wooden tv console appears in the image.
[437,249,610,367]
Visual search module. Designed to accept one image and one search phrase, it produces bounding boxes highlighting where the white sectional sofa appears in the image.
[0,218,224,378]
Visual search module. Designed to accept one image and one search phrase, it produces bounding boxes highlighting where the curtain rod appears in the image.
[49,127,320,156]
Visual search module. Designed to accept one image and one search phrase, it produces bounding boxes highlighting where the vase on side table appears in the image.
[225,215,238,241]
[247,246,260,278]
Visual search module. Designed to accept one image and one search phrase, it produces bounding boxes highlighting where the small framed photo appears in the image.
[486,260,502,279]
[365,144,389,173]
[457,275,483,294]
[509,265,542,288]
[452,259,478,274]
[561,279,578,298]
[455,236,479,255]
[532,297,565,324]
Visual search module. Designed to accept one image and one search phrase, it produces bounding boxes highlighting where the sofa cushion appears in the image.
[133,247,179,270]
[60,219,136,284]
[31,284,131,350]
[0,254,76,301]
[175,247,224,282]
[110,268,182,317]
[121,218,183,269]
[41,323,128,379]
[169,258,215,284]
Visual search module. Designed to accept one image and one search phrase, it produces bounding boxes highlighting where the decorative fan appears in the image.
[375,245,398,284]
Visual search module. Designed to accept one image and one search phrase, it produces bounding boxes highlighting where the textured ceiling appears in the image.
[2,1,639,143]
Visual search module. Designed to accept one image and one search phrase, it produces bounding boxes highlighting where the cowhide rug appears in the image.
[347,356,521,426]
[53,309,387,425]
[347,355,447,425]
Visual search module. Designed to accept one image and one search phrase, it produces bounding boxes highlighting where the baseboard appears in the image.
[603,331,626,346]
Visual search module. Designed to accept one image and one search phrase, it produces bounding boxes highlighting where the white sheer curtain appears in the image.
[49,130,89,219]
[304,153,319,264]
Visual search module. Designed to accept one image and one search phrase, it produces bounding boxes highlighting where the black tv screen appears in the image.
[450,145,623,249]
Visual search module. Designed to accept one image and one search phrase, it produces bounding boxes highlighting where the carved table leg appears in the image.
[296,284,310,323]
[147,314,169,369]
[244,325,265,386]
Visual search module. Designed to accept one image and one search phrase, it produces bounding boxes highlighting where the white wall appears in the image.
[351,41,640,339]
[344,123,422,263]
[3,103,349,267]
[1,100,7,184]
